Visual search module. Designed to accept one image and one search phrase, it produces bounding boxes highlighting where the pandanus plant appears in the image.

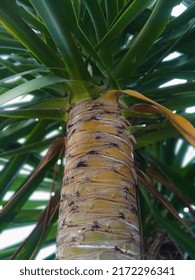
[0,0,195,259]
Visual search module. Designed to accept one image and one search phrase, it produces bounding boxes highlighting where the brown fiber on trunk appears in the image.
[56,94,141,259]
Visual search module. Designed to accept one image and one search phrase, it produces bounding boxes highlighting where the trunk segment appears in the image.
[56,95,141,259]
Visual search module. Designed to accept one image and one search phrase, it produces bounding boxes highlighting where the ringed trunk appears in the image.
[56,94,141,259]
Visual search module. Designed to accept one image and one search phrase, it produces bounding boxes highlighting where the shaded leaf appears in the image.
[0,76,65,106]
[154,211,195,259]
[97,0,151,50]
[122,90,195,146]
[30,0,90,80]
[0,0,66,76]
[10,190,60,259]
[0,109,66,121]
[137,170,195,238]
[0,137,64,222]
[114,0,181,78]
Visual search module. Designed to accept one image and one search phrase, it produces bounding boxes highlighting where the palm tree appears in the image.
[0,0,195,260]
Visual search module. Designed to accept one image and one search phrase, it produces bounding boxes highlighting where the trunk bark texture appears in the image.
[56,95,141,259]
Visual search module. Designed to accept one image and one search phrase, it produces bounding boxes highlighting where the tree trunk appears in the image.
[56,94,142,259]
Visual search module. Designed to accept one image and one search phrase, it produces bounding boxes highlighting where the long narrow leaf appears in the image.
[0,76,65,106]
[103,90,195,146]
[30,0,90,80]
[137,170,195,238]
[83,0,112,65]
[35,0,113,80]
[154,211,195,259]
[10,190,60,260]
[105,0,119,27]
[113,0,181,79]
[147,167,195,216]
[0,0,66,77]
[97,0,151,50]
[0,109,66,121]
[0,120,51,200]
[0,137,64,222]
[122,90,195,146]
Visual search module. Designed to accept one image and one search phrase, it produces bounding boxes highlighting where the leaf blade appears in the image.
[0,76,65,106]
[122,90,195,146]
[113,0,181,79]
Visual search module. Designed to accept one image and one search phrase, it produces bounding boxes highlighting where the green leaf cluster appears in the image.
[0,0,194,259]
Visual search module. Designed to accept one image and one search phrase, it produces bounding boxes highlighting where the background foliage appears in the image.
[0,0,195,259]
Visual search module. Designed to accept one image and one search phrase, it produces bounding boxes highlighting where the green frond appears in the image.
[0,0,194,260]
